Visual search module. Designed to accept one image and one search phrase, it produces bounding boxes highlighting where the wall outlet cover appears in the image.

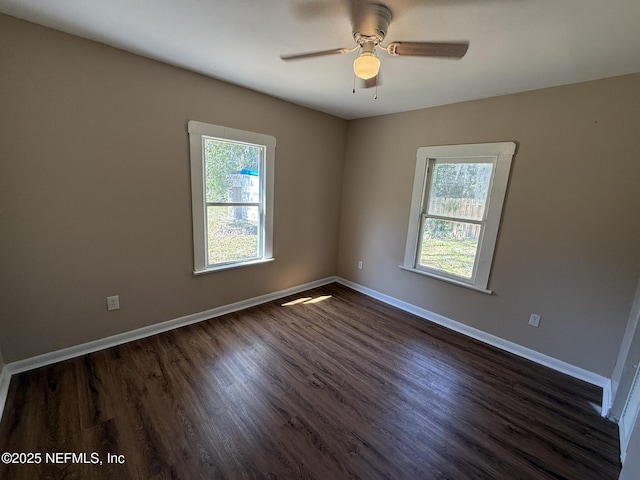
[529,313,541,327]
[106,295,120,311]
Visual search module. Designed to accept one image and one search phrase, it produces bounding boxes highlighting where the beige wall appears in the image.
[0,14,347,361]
[337,74,640,377]
[2,13,639,383]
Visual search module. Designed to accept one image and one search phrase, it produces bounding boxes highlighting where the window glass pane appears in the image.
[427,162,493,221]
[207,206,259,265]
[419,218,480,279]
[203,138,262,203]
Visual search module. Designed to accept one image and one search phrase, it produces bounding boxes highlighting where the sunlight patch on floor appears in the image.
[281,295,332,306]
[303,295,332,304]
[281,297,312,306]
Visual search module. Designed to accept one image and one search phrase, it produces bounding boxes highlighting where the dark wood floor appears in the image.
[0,283,620,479]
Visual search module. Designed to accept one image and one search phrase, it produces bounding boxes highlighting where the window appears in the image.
[188,121,275,274]
[401,142,515,293]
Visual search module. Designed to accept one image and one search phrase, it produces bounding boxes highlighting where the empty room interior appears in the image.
[1,1,640,479]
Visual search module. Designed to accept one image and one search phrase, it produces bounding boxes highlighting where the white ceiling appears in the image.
[1,0,639,120]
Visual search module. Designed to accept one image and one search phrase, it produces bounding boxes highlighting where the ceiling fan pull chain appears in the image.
[352,71,356,94]
[374,77,378,100]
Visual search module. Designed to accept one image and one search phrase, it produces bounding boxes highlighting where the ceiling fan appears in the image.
[280,2,469,91]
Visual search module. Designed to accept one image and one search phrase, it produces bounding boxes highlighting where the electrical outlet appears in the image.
[106,295,120,311]
[358,261,363,270]
[528,313,541,327]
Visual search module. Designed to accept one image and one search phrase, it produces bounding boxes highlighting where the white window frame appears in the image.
[188,120,275,275]
[400,142,515,294]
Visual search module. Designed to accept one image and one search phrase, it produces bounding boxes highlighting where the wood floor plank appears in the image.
[0,283,620,479]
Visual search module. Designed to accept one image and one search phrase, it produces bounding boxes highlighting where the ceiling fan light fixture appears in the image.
[353,51,380,80]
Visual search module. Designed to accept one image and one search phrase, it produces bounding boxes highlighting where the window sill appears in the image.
[194,257,274,276]
[398,265,493,295]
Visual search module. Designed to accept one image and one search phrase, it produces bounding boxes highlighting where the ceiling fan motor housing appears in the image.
[352,3,392,45]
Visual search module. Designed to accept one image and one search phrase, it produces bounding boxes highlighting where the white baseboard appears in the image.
[0,275,613,421]
[0,276,337,420]
[0,366,9,420]
[336,277,612,417]
[602,378,613,419]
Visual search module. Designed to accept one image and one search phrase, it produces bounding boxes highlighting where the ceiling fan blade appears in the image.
[280,47,353,61]
[386,41,469,59]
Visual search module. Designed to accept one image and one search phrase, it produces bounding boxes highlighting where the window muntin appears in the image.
[188,121,275,274]
[402,142,515,293]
